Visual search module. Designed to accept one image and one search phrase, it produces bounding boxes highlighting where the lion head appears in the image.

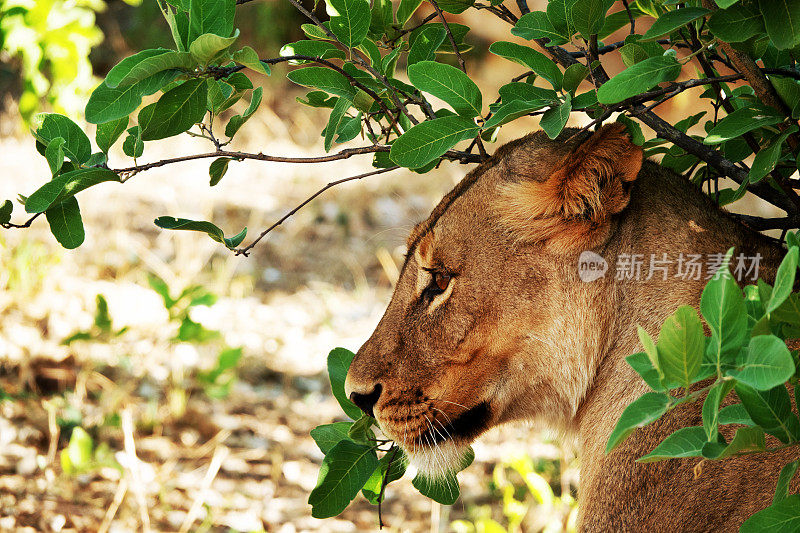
[344,124,643,476]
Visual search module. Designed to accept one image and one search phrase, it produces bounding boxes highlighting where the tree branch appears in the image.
[112,145,483,177]
[235,166,401,256]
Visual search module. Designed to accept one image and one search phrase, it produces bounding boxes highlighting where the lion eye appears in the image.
[434,272,451,292]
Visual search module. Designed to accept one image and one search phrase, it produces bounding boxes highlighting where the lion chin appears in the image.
[401,439,472,480]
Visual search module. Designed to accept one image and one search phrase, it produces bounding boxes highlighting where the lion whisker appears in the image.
[428,397,469,410]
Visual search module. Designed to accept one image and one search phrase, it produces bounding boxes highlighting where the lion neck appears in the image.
[569,162,784,524]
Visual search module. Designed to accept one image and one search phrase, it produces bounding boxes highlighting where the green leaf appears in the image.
[45,137,65,176]
[571,0,607,39]
[225,87,263,138]
[153,216,247,249]
[638,326,661,375]
[308,439,378,518]
[735,383,796,443]
[701,426,765,459]
[347,414,374,443]
[26,168,121,214]
[714,0,739,6]
[287,66,358,100]
[107,50,194,89]
[161,2,189,51]
[617,115,645,145]
[362,448,408,504]
[189,29,239,65]
[323,97,352,152]
[140,79,208,141]
[562,63,588,93]
[232,47,270,76]
[32,114,92,165]
[46,197,85,249]
[499,82,559,104]
[407,61,482,117]
[758,0,800,50]
[396,0,423,26]
[767,247,799,313]
[327,347,364,420]
[489,41,562,89]
[741,494,800,532]
[704,107,783,145]
[657,305,704,389]
[123,126,144,158]
[637,426,706,462]
[708,4,764,43]
[484,99,548,130]
[327,0,370,47]
[96,117,128,154]
[597,55,682,104]
[86,69,178,124]
[718,403,755,425]
[512,11,569,45]
[620,43,650,67]
[729,335,795,390]
[641,7,709,41]
[310,422,353,454]
[700,252,748,370]
[606,392,671,453]
[599,7,646,39]
[702,380,735,441]
[0,200,12,225]
[412,447,474,505]
[407,26,447,65]
[436,0,474,14]
[188,0,235,42]
[209,158,232,186]
[389,116,479,169]
[626,351,666,391]
[749,126,798,183]
[540,94,572,139]
[105,49,171,87]
[774,460,799,504]
[547,0,575,39]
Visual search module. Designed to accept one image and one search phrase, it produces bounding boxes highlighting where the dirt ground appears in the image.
[0,94,581,533]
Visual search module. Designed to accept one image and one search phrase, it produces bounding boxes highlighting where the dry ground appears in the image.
[0,96,578,533]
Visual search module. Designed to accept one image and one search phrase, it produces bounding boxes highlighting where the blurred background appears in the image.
[0,1,735,531]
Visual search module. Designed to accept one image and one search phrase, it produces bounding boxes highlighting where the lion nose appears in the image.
[349,384,383,418]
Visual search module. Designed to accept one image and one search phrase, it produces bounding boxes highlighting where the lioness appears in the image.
[344,124,798,531]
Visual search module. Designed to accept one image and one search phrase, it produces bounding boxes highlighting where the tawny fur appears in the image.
[345,125,798,532]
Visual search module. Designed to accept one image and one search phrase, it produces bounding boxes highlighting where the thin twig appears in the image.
[1,211,41,230]
[387,12,438,44]
[212,54,392,117]
[377,445,400,529]
[621,0,635,34]
[429,0,466,73]
[515,0,530,15]
[235,166,402,255]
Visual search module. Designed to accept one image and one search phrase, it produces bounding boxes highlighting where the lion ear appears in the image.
[496,123,643,251]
